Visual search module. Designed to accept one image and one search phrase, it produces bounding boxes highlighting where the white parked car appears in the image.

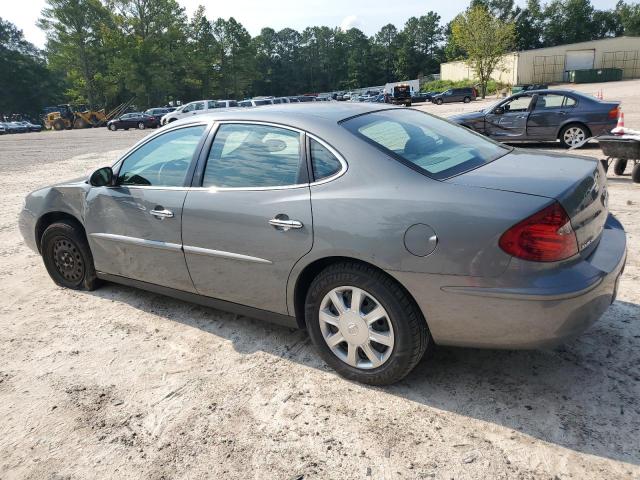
[160,99,238,125]
[238,99,274,107]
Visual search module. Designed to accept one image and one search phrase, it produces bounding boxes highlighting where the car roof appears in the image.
[176,102,396,126]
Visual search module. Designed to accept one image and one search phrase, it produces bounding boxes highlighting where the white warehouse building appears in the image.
[440,36,640,85]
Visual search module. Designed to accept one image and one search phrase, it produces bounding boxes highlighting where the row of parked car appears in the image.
[0,120,42,134]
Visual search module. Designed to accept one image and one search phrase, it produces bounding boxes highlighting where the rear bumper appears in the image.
[391,214,627,349]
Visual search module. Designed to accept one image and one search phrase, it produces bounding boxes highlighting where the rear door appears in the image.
[526,93,575,140]
[181,122,313,314]
[85,124,208,291]
[485,94,533,140]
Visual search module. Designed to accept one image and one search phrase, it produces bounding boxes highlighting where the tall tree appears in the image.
[0,17,64,118]
[373,24,399,84]
[213,17,255,99]
[38,0,112,105]
[515,0,544,50]
[616,1,640,35]
[186,5,218,99]
[452,5,515,97]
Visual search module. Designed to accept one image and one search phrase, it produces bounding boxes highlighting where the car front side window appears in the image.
[117,125,206,187]
[503,95,532,112]
[202,124,302,188]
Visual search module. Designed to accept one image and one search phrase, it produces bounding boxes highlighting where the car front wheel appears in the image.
[41,221,100,291]
[108,124,116,131]
[613,159,627,175]
[305,262,430,385]
[463,96,471,103]
[436,98,443,105]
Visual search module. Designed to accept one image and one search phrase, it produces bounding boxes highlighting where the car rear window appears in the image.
[342,109,510,180]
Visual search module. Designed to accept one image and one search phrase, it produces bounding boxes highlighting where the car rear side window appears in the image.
[203,124,302,188]
[310,138,342,181]
[342,109,509,180]
[117,125,206,187]
[535,94,565,110]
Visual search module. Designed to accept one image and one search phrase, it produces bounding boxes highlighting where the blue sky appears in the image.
[2,0,621,48]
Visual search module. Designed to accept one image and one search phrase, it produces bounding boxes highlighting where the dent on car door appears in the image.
[85,124,208,291]
[485,95,533,139]
[181,122,313,315]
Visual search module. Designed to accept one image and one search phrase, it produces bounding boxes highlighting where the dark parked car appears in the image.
[3,122,28,133]
[145,108,171,123]
[17,121,43,132]
[431,87,476,105]
[411,92,431,103]
[450,90,621,148]
[108,112,158,131]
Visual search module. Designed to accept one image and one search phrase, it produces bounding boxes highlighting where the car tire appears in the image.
[305,262,431,385]
[631,162,640,183]
[138,122,145,130]
[613,159,627,175]
[436,98,443,105]
[559,123,590,149]
[463,96,471,103]
[41,221,100,291]
[108,124,117,131]
[52,119,65,131]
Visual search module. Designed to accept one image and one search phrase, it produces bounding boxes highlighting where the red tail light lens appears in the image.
[499,202,578,262]
[608,106,620,119]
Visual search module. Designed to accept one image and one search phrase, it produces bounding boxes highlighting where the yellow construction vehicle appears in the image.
[43,104,107,130]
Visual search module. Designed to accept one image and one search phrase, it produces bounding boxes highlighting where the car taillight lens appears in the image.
[608,106,620,119]
[499,202,578,262]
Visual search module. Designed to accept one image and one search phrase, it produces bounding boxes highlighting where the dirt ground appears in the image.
[1,81,639,480]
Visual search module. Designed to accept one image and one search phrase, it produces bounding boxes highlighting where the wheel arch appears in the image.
[291,256,425,330]
[35,211,86,254]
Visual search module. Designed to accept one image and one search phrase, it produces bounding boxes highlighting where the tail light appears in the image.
[499,202,578,262]
[608,106,620,119]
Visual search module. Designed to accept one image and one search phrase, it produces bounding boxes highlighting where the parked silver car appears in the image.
[19,104,627,385]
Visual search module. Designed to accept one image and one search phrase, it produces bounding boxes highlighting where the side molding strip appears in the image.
[89,233,182,252]
[183,245,272,264]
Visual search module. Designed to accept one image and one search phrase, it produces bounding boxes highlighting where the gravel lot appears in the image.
[1,81,639,479]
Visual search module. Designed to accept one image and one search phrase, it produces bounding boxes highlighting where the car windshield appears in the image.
[342,109,510,180]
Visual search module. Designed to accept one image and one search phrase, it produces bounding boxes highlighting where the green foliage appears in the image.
[452,5,515,98]
[0,17,65,119]
[0,0,635,116]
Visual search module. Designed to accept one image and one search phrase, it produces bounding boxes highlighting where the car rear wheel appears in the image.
[305,262,430,385]
[41,221,100,291]
[463,96,471,103]
[436,98,443,105]
[613,159,627,175]
[631,162,640,183]
[138,122,145,130]
[559,123,590,148]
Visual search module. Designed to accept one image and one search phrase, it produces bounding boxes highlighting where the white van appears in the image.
[160,99,238,125]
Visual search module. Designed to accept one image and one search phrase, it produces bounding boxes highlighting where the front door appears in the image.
[85,124,208,291]
[485,94,534,140]
[181,122,313,315]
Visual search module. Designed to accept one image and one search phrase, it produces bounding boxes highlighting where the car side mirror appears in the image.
[89,166,113,187]
[493,106,505,115]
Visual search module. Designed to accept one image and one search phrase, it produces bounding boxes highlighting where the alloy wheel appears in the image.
[563,126,587,147]
[318,286,395,369]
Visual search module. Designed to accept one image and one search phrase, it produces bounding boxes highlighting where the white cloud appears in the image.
[340,15,363,32]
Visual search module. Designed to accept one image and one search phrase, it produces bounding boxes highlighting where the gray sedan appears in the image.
[450,90,620,148]
[19,104,627,385]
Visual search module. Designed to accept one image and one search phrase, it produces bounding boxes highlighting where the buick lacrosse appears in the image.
[19,104,627,385]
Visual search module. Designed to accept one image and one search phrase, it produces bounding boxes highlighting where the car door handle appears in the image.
[150,208,174,219]
[269,216,303,231]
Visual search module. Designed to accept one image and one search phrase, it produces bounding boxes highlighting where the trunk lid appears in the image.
[446,149,609,256]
